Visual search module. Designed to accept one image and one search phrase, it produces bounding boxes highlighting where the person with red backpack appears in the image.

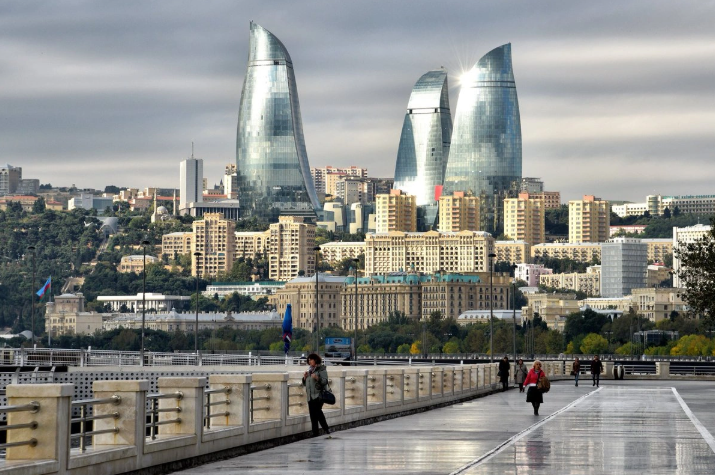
[523,360,547,415]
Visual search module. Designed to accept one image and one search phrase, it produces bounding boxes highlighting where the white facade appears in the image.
[179,158,203,213]
[515,263,553,287]
[673,223,712,287]
[457,309,523,326]
[203,282,286,299]
[97,293,192,312]
[612,202,649,218]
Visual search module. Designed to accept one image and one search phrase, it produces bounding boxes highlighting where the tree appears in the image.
[663,207,671,219]
[580,333,609,354]
[443,341,460,354]
[674,217,715,325]
[396,343,411,353]
[32,197,46,214]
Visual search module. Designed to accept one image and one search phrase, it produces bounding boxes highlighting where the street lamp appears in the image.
[27,246,36,346]
[352,258,360,362]
[488,252,496,362]
[314,246,321,354]
[193,251,202,357]
[141,240,150,366]
[511,263,518,366]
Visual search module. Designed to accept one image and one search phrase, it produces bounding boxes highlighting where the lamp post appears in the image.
[488,252,496,362]
[352,258,359,362]
[511,263,518,365]
[141,240,150,366]
[193,251,202,357]
[314,246,321,354]
[27,246,36,346]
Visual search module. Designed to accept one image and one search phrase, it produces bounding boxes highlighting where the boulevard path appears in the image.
[172,380,715,474]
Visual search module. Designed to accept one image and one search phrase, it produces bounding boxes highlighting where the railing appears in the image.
[204,387,231,430]
[286,381,305,416]
[249,384,271,423]
[669,365,715,376]
[146,391,183,440]
[71,395,121,452]
[0,401,40,450]
[622,364,657,375]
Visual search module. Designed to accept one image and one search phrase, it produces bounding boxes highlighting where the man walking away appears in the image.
[590,355,603,387]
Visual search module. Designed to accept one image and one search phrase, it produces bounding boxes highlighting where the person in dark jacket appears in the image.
[515,359,528,392]
[572,357,581,387]
[590,355,603,387]
[302,353,331,437]
[498,356,510,391]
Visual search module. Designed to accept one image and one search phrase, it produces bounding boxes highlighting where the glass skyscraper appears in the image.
[235,22,320,221]
[393,69,452,229]
[443,43,522,234]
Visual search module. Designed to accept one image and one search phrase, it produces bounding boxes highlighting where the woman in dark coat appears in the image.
[498,356,510,391]
[523,360,545,415]
[515,358,528,392]
[302,353,331,437]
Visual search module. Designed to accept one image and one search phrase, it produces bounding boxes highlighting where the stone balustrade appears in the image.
[0,363,565,475]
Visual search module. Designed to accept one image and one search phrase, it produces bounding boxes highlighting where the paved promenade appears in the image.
[173,380,715,475]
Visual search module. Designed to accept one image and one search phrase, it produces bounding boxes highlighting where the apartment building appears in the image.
[117,255,160,274]
[375,189,417,233]
[319,241,366,263]
[631,288,686,323]
[530,191,561,210]
[531,242,602,263]
[269,274,347,330]
[268,216,316,281]
[234,230,270,260]
[192,213,236,278]
[515,263,553,287]
[568,195,610,243]
[503,192,545,245]
[437,192,480,232]
[161,232,193,258]
[494,240,532,264]
[539,266,601,296]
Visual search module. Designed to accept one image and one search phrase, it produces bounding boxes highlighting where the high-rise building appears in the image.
[568,195,610,243]
[235,22,319,221]
[437,191,479,232]
[503,192,545,245]
[600,238,648,298]
[192,213,236,278]
[0,165,21,195]
[311,166,367,196]
[268,216,316,281]
[375,189,417,233]
[673,223,712,288]
[443,44,522,234]
[393,69,452,229]
[520,178,544,193]
[531,191,561,210]
[179,157,203,214]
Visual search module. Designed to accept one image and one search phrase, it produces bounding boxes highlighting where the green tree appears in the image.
[443,341,460,354]
[32,197,46,213]
[396,343,411,354]
[580,333,609,354]
[674,217,715,324]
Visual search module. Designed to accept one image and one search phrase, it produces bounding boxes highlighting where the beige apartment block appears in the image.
[539,266,601,296]
[503,192,545,245]
[234,230,270,259]
[161,231,192,258]
[311,166,367,195]
[319,241,366,263]
[269,274,346,331]
[268,216,317,281]
[642,239,673,263]
[531,242,602,263]
[438,192,480,232]
[579,297,634,312]
[364,230,494,276]
[631,288,686,322]
[647,265,672,287]
[494,240,532,264]
[568,195,610,243]
[117,255,160,274]
[375,189,417,233]
[522,293,581,330]
[531,191,561,210]
[192,213,236,278]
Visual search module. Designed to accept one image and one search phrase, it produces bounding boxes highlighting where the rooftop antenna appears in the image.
[191,142,194,159]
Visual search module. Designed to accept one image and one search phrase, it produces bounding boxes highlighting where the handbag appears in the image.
[570,370,575,375]
[320,388,336,405]
[537,374,551,393]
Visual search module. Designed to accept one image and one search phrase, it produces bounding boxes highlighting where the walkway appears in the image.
[172,380,715,475]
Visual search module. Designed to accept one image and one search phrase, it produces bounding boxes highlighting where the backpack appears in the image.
[537,374,551,393]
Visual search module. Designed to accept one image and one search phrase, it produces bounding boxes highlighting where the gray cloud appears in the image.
[1,0,714,201]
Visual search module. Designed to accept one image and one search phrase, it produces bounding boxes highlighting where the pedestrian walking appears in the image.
[515,358,528,392]
[590,355,603,387]
[302,353,331,437]
[524,360,545,415]
[498,355,511,391]
[572,357,581,387]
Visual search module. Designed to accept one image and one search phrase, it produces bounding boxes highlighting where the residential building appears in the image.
[17,179,39,195]
[0,195,43,212]
[520,178,543,193]
[643,238,673,263]
[179,156,203,214]
[494,240,532,264]
[515,263,553,287]
[97,293,192,312]
[522,293,580,330]
[234,230,270,260]
[117,255,160,274]
[673,223,712,287]
[438,192,480,232]
[375,189,417,233]
[539,266,601,296]
[503,192,545,245]
[268,216,316,281]
[269,274,347,330]
[568,195,610,243]
[579,297,634,313]
[631,288,687,322]
[192,213,236,278]
[531,242,602,263]
[104,310,281,333]
[235,22,320,220]
[600,238,648,298]
[443,44,522,234]
[364,230,494,276]
[202,281,286,299]
[68,193,113,214]
[334,177,374,206]
[531,191,561,210]
[161,232,192,258]
[311,166,367,196]
[647,194,715,216]
[647,265,673,287]
[612,202,649,218]
[319,242,366,263]
[0,165,21,195]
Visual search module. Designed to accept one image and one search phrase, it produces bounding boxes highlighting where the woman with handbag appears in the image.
[515,359,528,392]
[302,353,331,437]
[523,360,545,416]
[572,357,581,387]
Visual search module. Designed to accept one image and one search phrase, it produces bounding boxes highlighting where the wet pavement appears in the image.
[172,380,715,475]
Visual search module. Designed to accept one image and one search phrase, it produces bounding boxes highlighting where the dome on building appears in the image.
[156,206,169,215]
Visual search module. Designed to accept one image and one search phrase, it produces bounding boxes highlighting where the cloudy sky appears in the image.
[1,0,714,202]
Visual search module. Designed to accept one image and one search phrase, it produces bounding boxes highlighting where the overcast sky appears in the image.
[1,1,714,202]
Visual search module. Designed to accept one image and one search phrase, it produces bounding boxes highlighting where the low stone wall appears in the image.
[0,362,560,475]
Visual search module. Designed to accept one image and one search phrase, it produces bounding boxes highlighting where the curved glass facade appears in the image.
[443,44,522,234]
[235,22,320,221]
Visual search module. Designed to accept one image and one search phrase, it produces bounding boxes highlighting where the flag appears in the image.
[36,276,51,298]
[282,304,293,354]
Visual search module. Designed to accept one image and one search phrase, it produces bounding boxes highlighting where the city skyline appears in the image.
[1,1,714,202]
